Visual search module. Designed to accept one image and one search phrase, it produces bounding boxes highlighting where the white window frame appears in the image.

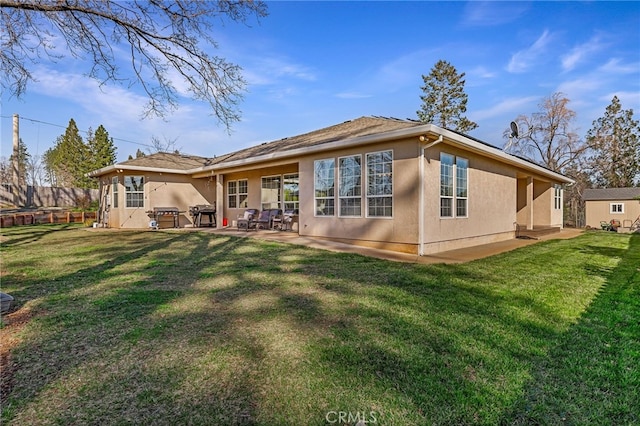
[314,158,335,217]
[227,179,248,209]
[440,153,468,218]
[554,185,562,210]
[283,173,299,212]
[111,176,119,208]
[610,203,624,214]
[366,150,393,218]
[124,175,144,208]
[455,157,468,218]
[338,154,362,217]
[261,175,281,210]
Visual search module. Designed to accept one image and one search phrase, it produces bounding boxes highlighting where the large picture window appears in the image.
[440,153,468,218]
[314,159,335,216]
[339,155,362,217]
[124,176,144,208]
[366,150,393,217]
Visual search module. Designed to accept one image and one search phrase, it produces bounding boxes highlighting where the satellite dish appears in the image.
[510,121,519,138]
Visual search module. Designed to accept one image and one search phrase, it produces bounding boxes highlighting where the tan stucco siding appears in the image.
[421,145,517,253]
[222,164,298,225]
[585,199,640,229]
[296,138,421,253]
[107,171,216,229]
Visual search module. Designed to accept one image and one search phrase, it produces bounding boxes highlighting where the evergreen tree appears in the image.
[586,96,640,187]
[87,124,117,172]
[44,119,92,188]
[417,60,478,133]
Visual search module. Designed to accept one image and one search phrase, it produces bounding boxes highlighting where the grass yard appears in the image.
[0,225,638,425]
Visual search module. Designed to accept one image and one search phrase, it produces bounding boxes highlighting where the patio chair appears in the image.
[255,208,282,230]
[237,208,259,231]
[600,221,612,231]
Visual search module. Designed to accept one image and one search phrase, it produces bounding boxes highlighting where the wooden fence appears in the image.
[0,211,97,228]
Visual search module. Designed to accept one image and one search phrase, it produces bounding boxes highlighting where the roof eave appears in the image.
[430,127,574,184]
[191,124,436,174]
[87,164,193,177]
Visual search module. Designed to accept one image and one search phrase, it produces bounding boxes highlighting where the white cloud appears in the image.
[472,96,539,121]
[561,34,606,72]
[599,58,640,74]
[507,30,554,73]
[461,2,529,27]
[335,92,372,100]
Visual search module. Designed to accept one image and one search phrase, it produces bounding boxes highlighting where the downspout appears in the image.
[418,135,443,256]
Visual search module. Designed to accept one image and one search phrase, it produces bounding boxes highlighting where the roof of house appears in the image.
[219,116,422,163]
[88,116,572,184]
[583,187,640,201]
[117,152,213,170]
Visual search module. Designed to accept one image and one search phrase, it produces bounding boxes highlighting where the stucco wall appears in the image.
[585,199,640,229]
[421,144,517,254]
[105,171,216,229]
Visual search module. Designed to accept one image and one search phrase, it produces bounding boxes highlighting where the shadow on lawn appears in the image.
[3,230,635,425]
[504,234,640,425]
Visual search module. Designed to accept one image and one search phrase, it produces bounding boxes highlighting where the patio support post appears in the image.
[215,173,224,229]
[526,176,534,230]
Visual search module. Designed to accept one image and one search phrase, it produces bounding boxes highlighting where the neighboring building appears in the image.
[88,116,573,255]
[583,187,640,229]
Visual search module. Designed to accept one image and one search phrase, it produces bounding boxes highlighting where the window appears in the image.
[227,179,248,209]
[124,176,144,208]
[314,159,335,216]
[440,153,454,217]
[111,176,119,208]
[440,153,468,218]
[228,180,237,208]
[554,185,562,210]
[456,157,468,217]
[610,203,624,214]
[339,155,362,216]
[283,174,299,212]
[261,176,281,210]
[366,150,393,217]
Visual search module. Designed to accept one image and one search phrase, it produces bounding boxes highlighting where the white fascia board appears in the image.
[87,164,192,177]
[190,124,436,174]
[433,128,575,184]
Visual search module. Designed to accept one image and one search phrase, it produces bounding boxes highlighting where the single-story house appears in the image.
[88,116,573,255]
[583,187,640,229]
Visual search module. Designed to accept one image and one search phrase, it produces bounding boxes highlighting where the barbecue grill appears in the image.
[189,204,217,227]
[147,207,182,228]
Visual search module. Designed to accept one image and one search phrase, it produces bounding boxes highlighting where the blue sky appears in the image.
[1,1,639,163]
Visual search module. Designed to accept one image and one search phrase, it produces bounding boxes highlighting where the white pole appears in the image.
[12,114,20,207]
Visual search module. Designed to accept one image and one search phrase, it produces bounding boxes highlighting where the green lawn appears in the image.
[1,225,638,425]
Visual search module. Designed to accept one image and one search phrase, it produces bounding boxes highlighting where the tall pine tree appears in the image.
[417,60,478,133]
[87,125,117,174]
[586,96,640,187]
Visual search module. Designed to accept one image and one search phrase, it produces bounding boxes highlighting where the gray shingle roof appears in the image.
[118,152,214,170]
[217,116,422,163]
[583,187,640,201]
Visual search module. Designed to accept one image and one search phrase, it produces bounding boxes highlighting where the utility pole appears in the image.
[12,114,20,208]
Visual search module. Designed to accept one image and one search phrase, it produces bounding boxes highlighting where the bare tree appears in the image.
[504,92,586,173]
[1,0,268,128]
